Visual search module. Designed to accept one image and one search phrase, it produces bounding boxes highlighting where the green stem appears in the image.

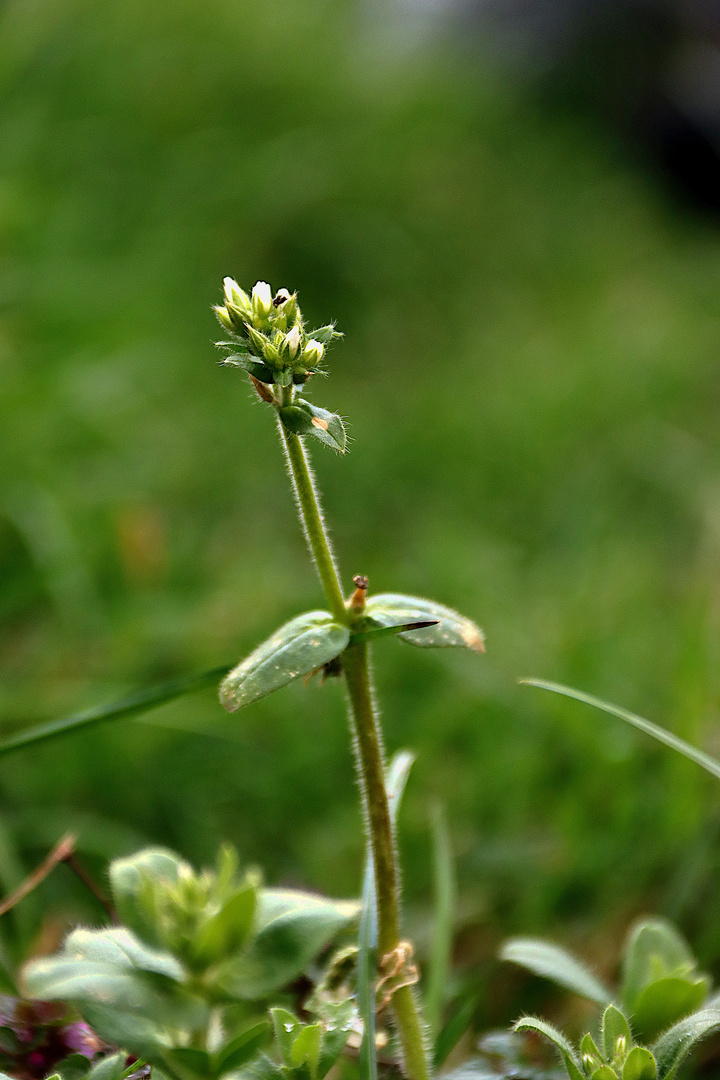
[279,421,347,623]
[277,411,430,1080]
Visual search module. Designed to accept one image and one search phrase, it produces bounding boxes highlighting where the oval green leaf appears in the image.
[500,937,612,1007]
[219,612,350,713]
[622,1047,657,1080]
[364,594,484,652]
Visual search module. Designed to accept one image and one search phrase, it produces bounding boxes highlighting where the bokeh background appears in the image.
[2,0,720,1036]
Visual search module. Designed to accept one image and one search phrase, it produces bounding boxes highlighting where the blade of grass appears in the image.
[425,804,455,1042]
[358,751,414,1080]
[520,679,720,781]
[0,665,231,758]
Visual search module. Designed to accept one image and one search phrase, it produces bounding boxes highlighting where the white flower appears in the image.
[302,339,325,366]
[283,325,301,359]
[251,281,273,320]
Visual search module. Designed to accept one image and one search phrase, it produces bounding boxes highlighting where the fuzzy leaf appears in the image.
[632,976,709,1043]
[364,594,484,651]
[622,919,698,1014]
[591,1068,618,1080]
[164,1048,211,1077]
[63,927,184,982]
[219,612,350,712]
[215,1020,271,1074]
[192,882,257,968]
[219,890,359,998]
[602,1005,632,1063]
[84,1055,127,1080]
[109,847,191,947]
[309,325,341,345]
[652,1007,720,1080]
[291,1023,322,1077]
[271,1006,300,1065]
[500,938,612,1007]
[295,399,346,453]
[622,1047,657,1080]
[222,355,275,384]
[514,1016,581,1074]
[315,999,355,1079]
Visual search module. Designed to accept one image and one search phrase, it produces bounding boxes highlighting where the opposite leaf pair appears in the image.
[219,593,483,713]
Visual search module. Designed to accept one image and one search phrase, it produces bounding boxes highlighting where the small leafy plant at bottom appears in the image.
[515,1000,720,1080]
[501,916,715,1044]
[19,844,361,1080]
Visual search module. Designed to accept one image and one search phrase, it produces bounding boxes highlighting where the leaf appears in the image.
[219,890,359,998]
[364,594,484,652]
[652,1007,720,1079]
[290,1023,322,1077]
[348,620,439,645]
[631,977,709,1044]
[426,804,455,1040]
[219,612,350,713]
[0,665,230,759]
[84,1054,128,1080]
[591,1068,618,1080]
[602,1005,631,1062]
[164,1048,211,1078]
[433,996,476,1070]
[622,1047,657,1080]
[272,1007,301,1064]
[110,848,191,947]
[513,1017,582,1077]
[622,919,699,1014]
[500,938,612,1007]
[222,355,275,384]
[63,926,185,982]
[215,1020,271,1075]
[308,325,341,346]
[192,882,257,968]
[296,399,346,453]
[279,401,346,453]
[519,680,720,782]
[315,999,355,1080]
[54,1053,92,1080]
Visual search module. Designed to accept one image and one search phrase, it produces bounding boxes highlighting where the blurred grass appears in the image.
[1,0,720,1017]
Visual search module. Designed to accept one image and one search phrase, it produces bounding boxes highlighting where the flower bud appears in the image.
[213,305,235,333]
[252,281,273,321]
[223,277,251,319]
[283,325,301,359]
[302,339,325,366]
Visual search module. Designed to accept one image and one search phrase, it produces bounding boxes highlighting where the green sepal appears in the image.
[500,937,612,1007]
[622,1046,657,1080]
[214,1020,271,1075]
[602,1005,631,1063]
[364,594,484,651]
[581,1032,603,1070]
[275,368,293,387]
[219,611,350,713]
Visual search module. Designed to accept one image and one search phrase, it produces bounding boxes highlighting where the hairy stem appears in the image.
[278,416,430,1080]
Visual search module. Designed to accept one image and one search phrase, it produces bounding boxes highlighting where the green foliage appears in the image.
[502,917,710,1044]
[24,844,357,1078]
[515,997,720,1080]
[219,612,350,713]
[362,595,484,652]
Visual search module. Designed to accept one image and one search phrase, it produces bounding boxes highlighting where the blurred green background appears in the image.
[2,0,720,1031]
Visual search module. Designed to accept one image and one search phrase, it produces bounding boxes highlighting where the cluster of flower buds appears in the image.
[214,279,341,387]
